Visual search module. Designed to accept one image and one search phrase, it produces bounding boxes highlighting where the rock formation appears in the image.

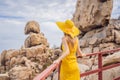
[72,0,113,32]
[0,21,61,80]
[79,19,120,54]
[71,0,120,80]
[24,21,40,35]
[24,21,49,48]
[103,51,120,66]
[0,0,120,80]
[72,0,120,54]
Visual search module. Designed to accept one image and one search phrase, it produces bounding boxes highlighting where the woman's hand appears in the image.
[53,59,61,64]
[82,54,86,57]
[77,53,86,58]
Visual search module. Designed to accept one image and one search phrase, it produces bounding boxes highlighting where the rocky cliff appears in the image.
[45,0,120,79]
[0,0,120,80]
[0,21,61,80]
[72,0,120,55]
[72,0,120,80]
[72,0,113,32]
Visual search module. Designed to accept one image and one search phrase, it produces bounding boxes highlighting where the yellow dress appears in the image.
[60,38,80,80]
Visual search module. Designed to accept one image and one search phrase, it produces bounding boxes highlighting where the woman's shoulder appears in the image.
[62,36,68,44]
[75,37,78,40]
[62,36,67,41]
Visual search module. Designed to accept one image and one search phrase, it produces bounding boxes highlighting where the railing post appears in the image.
[58,61,61,80]
[98,52,103,80]
[33,48,120,80]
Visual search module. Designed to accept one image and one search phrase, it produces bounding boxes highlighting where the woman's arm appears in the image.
[76,38,86,57]
[53,37,70,64]
[77,42,83,57]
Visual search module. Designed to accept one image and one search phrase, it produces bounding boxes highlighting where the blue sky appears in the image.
[0,0,120,53]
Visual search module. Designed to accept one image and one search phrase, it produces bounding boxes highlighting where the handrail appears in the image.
[80,63,120,77]
[33,63,59,80]
[33,48,120,80]
[114,76,120,80]
[77,47,120,57]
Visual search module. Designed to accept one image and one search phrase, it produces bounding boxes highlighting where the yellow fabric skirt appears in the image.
[60,60,80,80]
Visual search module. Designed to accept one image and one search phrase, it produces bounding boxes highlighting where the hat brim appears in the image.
[56,22,80,38]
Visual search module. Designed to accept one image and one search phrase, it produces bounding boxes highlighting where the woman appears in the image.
[54,19,85,80]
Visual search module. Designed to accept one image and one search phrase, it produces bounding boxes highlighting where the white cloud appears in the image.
[40,21,63,47]
[0,19,24,25]
[0,0,77,53]
[0,0,76,21]
[111,0,120,18]
[1,0,119,53]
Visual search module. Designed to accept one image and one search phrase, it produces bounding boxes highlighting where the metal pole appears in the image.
[98,53,103,80]
[58,62,61,80]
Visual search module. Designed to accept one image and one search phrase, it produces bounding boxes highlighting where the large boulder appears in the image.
[87,66,120,80]
[0,20,59,80]
[72,0,113,32]
[0,44,58,80]
[79,19,120,53]
[9,66,33,80]
[24,33,49,48]
[103,51,120,66]
[0,73,9,80]
[24,21,40,35]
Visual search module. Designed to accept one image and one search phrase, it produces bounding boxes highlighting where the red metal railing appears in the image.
[33,48,120,80]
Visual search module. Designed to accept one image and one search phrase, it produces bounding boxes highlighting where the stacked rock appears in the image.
[24,21,49,48]
[0,21,61,80]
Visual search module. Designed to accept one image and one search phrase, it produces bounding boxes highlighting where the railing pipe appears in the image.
[98,52,103,80]
[34,48,120,80]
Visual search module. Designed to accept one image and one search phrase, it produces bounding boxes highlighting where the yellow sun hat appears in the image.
[56,19,80,38]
